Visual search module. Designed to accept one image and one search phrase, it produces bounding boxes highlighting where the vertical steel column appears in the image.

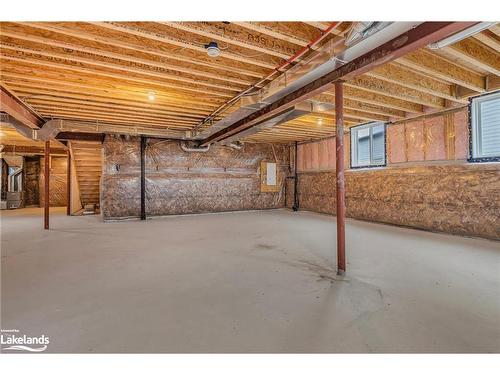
[44,140,50,230]
[66,148,71,216]
[292,141,299,211]
[140,136,146,221]
[335,81,346,275]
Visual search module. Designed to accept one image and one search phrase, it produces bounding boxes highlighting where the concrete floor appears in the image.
[1,207,499,353]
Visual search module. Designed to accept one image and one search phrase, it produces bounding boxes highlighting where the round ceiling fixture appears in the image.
[148,91,156,101]
[205,41,221,58]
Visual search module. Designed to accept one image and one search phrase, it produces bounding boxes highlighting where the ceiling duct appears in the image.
[344,22,391,47]
[196,22,422,144]
[220,101,313,144]
[3,115,187,141]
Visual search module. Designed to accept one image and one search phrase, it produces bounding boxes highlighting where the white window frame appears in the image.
[350,122,386,168]
[470,91,500,161]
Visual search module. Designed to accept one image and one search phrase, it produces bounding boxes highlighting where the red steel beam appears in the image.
[200,22,476,146]
[55,132,105,142]
[44,140,50,230]
[0,85,44,129]
[66,149,71,216]
[335,81,346,275]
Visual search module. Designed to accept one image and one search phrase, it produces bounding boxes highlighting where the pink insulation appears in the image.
[425,116,446,161]
[310,142,319,170]
[327,138,336,168]
[405,121,425,161]
[387,124,407,164]
[454,110,469,160]
[318,139,329,170]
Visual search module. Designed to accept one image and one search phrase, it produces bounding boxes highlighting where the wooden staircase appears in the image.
[70,141,102,210]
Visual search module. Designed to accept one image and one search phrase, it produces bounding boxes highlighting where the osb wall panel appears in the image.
[39,156,68,207]
[298,164,500,240]
[101,136,289,219]
[23,156,40,207]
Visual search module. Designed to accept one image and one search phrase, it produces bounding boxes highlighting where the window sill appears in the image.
[468,156,500,163]
[349,164,387,171]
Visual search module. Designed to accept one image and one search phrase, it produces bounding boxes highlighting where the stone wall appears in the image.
[101,136,290,219]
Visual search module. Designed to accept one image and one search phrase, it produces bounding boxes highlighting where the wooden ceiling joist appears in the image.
[13,22,266,79]
[38,110,194,130]
[0,45,240,95]
[444,38,500,76]
[397,49,486,92]
[346,75,446,109]
[0,70,224,110]
[201,22,475,145]
[473,30,500,54]
[158,22,300,59]
[232,22,311,48]
[3,86,221,122]
[0,30,254,87]
[90,22,278,70]
[365,62,466,103]
[1,21,498,145]
[34,103,201,125]
[26,97,206,120]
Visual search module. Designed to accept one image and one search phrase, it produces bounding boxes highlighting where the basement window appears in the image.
[470,91,500,162]
[350,122,386,168]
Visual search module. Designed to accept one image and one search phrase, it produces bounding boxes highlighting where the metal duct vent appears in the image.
[197,22,420,144]
[344,22,391,47]
[220,101,313,144]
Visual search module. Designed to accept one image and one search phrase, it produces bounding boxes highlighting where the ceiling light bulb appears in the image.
[205,41,221,57]
[148,91,156,101]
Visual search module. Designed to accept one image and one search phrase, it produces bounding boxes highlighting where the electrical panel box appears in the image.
[260,161,280,193]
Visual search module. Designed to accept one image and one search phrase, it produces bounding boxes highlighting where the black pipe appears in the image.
[292,141,299,211]
[140,136,146,220]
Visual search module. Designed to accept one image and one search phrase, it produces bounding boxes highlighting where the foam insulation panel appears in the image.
[101,136,290,219]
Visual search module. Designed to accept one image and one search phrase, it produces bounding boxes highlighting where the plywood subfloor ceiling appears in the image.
[1,22,499,144]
